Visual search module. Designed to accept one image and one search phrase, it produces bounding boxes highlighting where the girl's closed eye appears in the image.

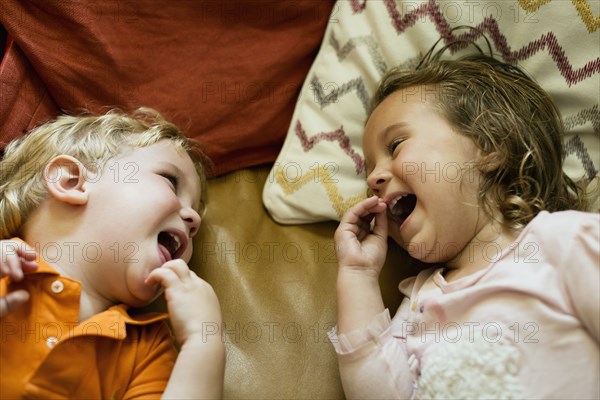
[387,137,406,156]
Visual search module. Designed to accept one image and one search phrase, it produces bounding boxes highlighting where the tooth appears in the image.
[172,234,181,251]
[389,195,405,209]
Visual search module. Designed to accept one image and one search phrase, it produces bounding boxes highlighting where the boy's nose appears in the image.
[180,207,201,238]
[367,169,391,196]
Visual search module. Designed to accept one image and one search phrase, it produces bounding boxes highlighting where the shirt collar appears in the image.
[11,237,169,330]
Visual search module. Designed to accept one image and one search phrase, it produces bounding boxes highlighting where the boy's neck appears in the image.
[22,206,114,323]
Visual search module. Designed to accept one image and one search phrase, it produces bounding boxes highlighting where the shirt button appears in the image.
[46,336,59,348]
[51,280,64,294]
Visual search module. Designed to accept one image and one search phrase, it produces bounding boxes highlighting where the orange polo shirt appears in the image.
[0,240,177,399]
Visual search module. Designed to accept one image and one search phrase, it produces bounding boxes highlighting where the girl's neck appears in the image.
[443,219,520,282]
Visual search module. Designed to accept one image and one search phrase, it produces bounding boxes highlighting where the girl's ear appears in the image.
[44,155,89,205]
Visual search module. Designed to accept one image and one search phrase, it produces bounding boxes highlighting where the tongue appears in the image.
[158,244,172,263]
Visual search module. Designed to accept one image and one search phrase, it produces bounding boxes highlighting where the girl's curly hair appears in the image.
[370,52,586,230]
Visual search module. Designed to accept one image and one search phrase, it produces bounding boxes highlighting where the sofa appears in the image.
[1,1,598,398]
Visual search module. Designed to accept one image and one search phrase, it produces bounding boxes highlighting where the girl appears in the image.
[329,54,599,399]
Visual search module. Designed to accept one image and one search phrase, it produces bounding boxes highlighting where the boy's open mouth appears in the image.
[158,231,185,260]
[387,194,417,226]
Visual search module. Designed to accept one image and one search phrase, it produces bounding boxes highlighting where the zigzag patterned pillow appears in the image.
[262,0,599,224]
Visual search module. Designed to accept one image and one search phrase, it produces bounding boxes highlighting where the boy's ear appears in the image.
[44,155,89,205]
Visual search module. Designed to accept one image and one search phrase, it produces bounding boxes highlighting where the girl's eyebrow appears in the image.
[380,122,408,141]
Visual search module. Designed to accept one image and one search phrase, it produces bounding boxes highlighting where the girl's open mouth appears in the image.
[387,194,417,226]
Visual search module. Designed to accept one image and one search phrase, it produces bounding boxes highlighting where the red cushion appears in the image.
[0,1,334,175]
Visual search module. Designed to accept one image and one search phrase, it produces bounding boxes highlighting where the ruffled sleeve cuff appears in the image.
[327,309,393,357]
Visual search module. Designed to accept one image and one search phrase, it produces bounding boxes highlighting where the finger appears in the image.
[161,259,191,279]
[1,240,37,262]
[345,198,387,227]
[1,241,38,280]
[21,259,39,274]
[347,196,381,217]
[2,257,39,281]
[0,290,30,318]
[145,260,191,288]
[371,207,389,239]
[145,267,179,288]
[2,253,24,281]
[16,242,37,261]
[340,199,386,236]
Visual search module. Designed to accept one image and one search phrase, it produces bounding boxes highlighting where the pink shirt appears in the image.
[329,211,600,399]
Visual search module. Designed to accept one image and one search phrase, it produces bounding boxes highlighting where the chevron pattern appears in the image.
[330,31,388,75]
[517,0,552,12]
[274,164,366,219]
[570,0,599,32]
[351,0,600,32]
[563,105,600,134]
[379,0,600,86]
[265,0,600,223]
[562,105,600,180]
[351,0,367,13]
[564,135,598,180]
[294,120,365,174]
[310,75,371,111]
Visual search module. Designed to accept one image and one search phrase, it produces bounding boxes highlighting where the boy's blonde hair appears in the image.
[370,54,586,230]
[0,108,210,239]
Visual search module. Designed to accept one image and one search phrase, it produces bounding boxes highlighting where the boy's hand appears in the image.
[145,259,222,346]
[0,240,39,318]
[151,260,225,399]
[335,196,388,276]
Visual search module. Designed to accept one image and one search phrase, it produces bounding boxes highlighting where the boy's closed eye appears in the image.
[160,173,179,190]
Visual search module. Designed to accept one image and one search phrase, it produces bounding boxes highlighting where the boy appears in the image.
[0,108,225,398]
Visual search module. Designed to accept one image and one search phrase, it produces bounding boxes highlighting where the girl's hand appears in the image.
[0,240,39,318]
[145,259,222,346]
[334,195,388,276]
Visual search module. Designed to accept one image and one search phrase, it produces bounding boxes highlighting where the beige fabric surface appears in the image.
[146,165,421,399]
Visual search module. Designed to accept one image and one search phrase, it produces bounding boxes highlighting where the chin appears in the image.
[127,287,162,308]
[403,239,436,263]
[125,296,152,308]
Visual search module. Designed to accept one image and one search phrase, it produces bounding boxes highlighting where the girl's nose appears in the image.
[366,169,391,196]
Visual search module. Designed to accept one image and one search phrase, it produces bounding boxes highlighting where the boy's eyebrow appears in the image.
[160,161,183,175]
